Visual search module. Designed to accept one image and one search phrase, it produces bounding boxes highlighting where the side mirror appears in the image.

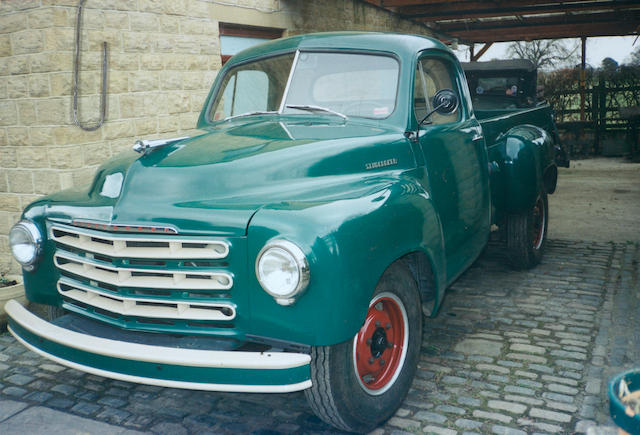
[432,89,458,115]
[419,88,459,125]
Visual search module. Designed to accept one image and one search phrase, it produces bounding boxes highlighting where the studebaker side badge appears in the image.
[365,158,398,170]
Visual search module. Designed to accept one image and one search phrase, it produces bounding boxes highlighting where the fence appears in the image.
[542,67,640,158]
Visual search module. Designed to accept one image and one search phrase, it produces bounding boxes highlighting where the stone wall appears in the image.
[0,0,435,273]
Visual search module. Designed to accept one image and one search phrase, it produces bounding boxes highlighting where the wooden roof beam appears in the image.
[437,10,640,31]
[394,0,606,15]
[407,1,640,22]
[451,21,640,43]
[470,42,493,61]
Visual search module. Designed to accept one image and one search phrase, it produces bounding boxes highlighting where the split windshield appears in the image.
[210,51,399,121]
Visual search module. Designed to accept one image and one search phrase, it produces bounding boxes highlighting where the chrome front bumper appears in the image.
[5,300,311,393]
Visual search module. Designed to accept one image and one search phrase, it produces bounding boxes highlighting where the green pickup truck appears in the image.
[7,32,564,432]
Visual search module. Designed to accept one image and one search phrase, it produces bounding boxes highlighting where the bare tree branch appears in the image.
[507,39,580,71]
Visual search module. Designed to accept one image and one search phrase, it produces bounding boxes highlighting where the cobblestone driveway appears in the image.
[0,239,638,434]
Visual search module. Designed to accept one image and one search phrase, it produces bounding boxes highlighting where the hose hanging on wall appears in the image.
[73,0,107,131]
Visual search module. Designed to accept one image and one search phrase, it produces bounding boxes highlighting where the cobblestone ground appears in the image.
[0,239,638,434]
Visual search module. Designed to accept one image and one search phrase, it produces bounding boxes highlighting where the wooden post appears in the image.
[580,36,586,121]
[597,77,606,155]
[470,44,475,62]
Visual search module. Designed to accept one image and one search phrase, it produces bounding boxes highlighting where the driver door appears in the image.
[414,55,490,282]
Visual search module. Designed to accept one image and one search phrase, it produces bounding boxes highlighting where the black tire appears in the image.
[304,262,422,433]
[507,190,548,269]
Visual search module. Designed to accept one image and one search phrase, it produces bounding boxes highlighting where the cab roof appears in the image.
[225,32,451,66]
[461,59,536,72]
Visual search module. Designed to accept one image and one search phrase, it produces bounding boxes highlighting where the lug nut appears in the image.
[375,321,381,327]
[380,359,385,366]
[369,357,375,364]
[387,342,393,348]
[366,338,372,345]
[386,322,391,330]
[363,374,375,383]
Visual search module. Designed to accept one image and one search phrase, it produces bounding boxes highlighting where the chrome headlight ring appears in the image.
[9,220,43,271]
[255,240,310,306]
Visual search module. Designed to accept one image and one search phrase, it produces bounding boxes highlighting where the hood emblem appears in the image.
[365,158,398,170]
[133,136,189,155]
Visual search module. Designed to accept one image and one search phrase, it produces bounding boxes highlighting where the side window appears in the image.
[414,57,460,125]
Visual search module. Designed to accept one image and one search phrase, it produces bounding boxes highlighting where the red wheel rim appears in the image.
[532,195,546,250]
[353,293,408,395]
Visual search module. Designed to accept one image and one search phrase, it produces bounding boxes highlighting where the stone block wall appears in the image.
[0,0,435,273]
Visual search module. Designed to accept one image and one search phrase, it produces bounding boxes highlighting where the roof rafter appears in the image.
[361,0,640,43]
[408,1,640,22]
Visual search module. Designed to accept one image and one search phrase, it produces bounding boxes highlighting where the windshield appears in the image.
[210,53,295,121]
[209,51,399,121]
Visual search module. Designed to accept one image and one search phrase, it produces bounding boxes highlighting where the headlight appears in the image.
[9,220,42,271]
[256,240,310,305]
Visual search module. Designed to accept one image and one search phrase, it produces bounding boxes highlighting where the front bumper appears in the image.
[5,300,311,393]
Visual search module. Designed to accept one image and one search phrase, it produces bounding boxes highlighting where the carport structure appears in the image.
[363,0,640,45]
[364,0,640,121]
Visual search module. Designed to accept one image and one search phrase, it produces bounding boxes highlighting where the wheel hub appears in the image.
[370,327,388,358]
[353,294,408,395]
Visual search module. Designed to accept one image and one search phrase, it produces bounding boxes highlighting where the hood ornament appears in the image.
[133,136,189,155]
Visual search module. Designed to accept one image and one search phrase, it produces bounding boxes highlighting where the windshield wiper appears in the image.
[285,104,348,120]
[224,110,277,121]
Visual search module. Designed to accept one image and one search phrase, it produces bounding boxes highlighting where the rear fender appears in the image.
[490,125,551,216]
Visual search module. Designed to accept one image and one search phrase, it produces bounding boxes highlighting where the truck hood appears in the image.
[39,119,412,236]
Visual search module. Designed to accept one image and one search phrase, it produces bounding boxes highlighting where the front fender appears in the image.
[246,175,445,346]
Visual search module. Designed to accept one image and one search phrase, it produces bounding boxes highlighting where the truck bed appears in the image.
[476,105,556,147]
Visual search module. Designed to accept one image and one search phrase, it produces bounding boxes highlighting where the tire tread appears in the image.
[304,346,352,432]
[507,212,531,269]
[507,191,548,270]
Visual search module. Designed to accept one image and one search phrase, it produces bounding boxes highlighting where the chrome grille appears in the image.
[50,223,235,322]
[51,226,229,259]
[57,278,235,321]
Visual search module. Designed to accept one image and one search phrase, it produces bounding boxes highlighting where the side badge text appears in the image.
[365,158,398,170]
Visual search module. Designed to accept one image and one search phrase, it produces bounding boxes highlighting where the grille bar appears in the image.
[54,251,233,291]
[51,225,229,260]
[57,278,236,321]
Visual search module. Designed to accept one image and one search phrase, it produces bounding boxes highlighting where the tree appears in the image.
[506,39,579,71]
[625,45,640,66]
[600,57,619,72]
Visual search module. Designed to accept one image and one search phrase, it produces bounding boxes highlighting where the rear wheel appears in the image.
[507,191,548,269]
[305,263,421,433]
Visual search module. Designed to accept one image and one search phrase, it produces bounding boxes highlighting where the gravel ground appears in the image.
[549,157,640,243]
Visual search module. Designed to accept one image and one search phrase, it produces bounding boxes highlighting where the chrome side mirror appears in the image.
[432,89,458,115]
[419,88,459,125]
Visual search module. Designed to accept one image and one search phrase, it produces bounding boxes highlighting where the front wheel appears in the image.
[507,191,548,269]
[304,263,422,433]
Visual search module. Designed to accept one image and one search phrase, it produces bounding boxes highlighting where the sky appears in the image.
[453,35,639,68]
